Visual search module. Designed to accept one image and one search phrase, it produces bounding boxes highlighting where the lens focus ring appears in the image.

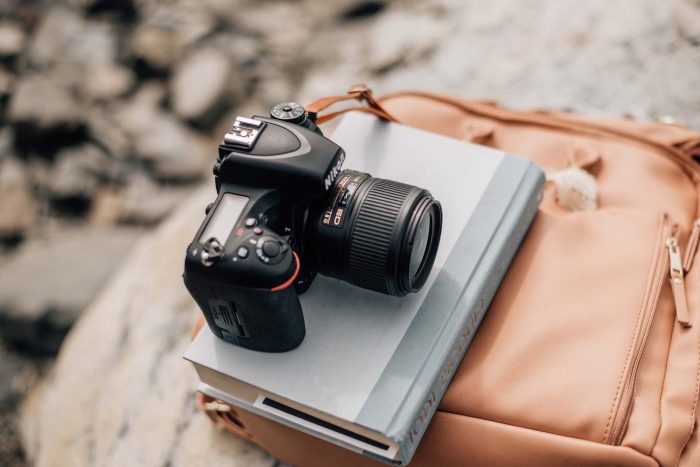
[348,179,413,294]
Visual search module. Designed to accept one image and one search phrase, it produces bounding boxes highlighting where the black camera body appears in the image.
[184,104,442,352]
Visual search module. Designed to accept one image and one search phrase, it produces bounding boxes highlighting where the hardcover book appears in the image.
[184,112,545,465]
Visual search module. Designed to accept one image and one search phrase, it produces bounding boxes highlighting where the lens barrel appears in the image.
[311,170,442,296]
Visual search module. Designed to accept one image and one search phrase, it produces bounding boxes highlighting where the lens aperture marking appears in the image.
[322,172,368,229]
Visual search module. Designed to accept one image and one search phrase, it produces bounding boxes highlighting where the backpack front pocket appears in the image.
[440,209,674,447]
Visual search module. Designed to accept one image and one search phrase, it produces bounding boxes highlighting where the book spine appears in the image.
[392,164,545,464]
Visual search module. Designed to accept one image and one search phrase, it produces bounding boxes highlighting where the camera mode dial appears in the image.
[270,102,306,124]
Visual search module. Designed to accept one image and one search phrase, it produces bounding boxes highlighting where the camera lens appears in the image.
[311,170,442,296]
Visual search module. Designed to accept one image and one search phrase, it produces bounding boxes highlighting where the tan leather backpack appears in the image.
[194,89,700,466]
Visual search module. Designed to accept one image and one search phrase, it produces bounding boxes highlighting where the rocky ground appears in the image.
[1,0,700,465]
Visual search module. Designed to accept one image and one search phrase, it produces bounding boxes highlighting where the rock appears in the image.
[363,11,440,73]
[0,127,13,159]
[117,85,214,182]
[0,22,25,59]
[0,227,142,354]
[86,106,131,160]
[0,344,44,467]
[170,47,234,127]
[83,63,134,101]
[20,187,274,466]
[91,175,195,227]
[134,115,214,181]
[131,3,216,72]
[117,174,195,226]
[303,0,387,22]
[0,67,12,96]
[673,0,700,43]
[47,144,114,214]
[131,25,186,72]
[75,0,137,19]
[0,158,35,241]
[7,74,86,152]
[27,7,117,69]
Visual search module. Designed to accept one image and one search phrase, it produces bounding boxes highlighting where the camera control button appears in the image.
[280,243,289,253]
[262,241,280,258]
[236,246,249,259]
[244,217,257,227]
[253,226,263,235]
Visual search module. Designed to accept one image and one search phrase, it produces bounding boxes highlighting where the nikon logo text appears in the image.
[324,152,346,190]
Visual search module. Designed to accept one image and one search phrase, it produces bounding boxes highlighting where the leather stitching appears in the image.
[603,213,665,443]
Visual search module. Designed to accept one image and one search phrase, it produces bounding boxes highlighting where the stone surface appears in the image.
[130,2,215,72]
[8,75,86,149]
[19,186,274,467]
[0,227,142,354]
[0,344,44,467]
[47,144,114,214]
[130,24,186,72]
[83,63,134,101]
[0,158,35,240]
[116,173,193,226]
[0,67,12,96]
[299,0,700,129]
[27,7,117,69]
[170,47,234,127]
[117,84,214,182]
[674,0,700,43]
[0,23,25,58]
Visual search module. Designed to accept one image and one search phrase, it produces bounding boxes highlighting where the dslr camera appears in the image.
[184,103,442,352]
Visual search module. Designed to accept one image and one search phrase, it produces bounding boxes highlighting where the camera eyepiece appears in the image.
[311,171,442,296]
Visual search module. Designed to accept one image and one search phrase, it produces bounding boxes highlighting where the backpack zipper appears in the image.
[668,236,691,327]
[608,220,695,445]
[608,217,674,445]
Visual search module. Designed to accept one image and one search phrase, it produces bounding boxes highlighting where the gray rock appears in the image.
[363,11,440,73]
[117,174,194,226]
[20,187,274,466]
[48,144,113,203]
[7,75,86,145]
[0,158,35,240]
[117,85,214,182]
[0,67,12,97]
[72,0,137,19]
[302,0,387,22]
[134,115,214,182]
[170,47,234,127]
[83,63,134,101]
[0,23,25,58]
[131,3,216,71]
[90,172,196,227]
[0,345,43,467]
[130,24,187,71]
[27,7,117,69]
[674,0,700,43]
[86,106,132,160]
[0,227,142,354]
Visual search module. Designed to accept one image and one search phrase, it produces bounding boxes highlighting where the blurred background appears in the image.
[0,0,699,465]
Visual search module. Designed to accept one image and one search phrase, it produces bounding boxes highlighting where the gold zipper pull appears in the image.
[667,236,691,327]
[683,218,700,272]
